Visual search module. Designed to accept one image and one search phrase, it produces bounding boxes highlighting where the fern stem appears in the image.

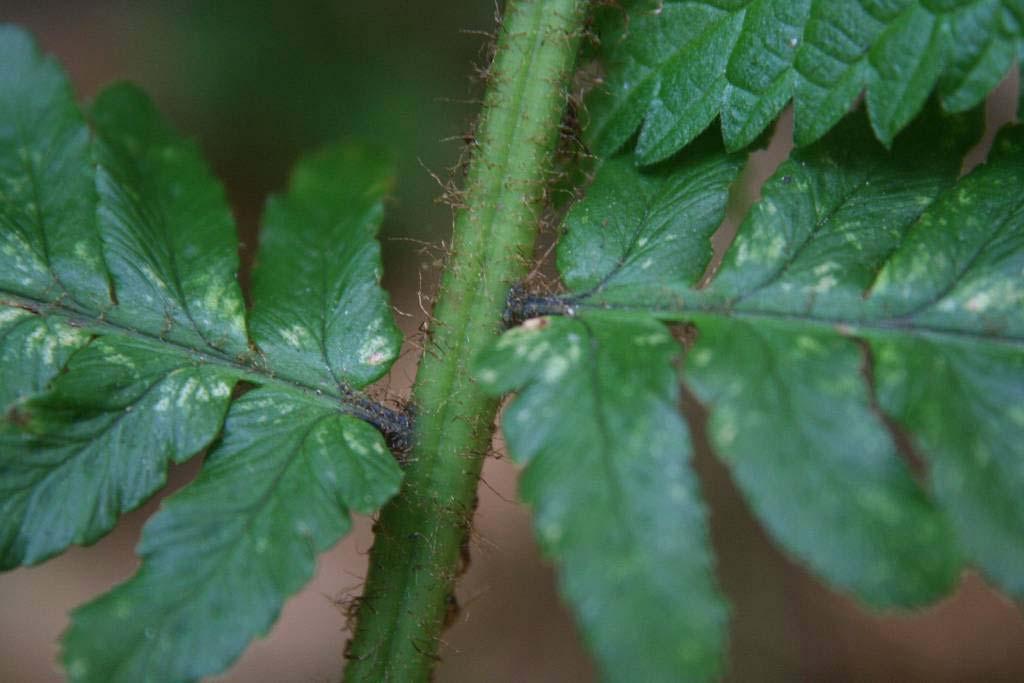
[344,1,587,679]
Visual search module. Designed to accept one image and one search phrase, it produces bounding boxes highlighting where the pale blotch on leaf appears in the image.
[566,334,582,362]
[795,336,824,354]
[280,324,313,349]
[543,355,571,383]
[138,263,171,297]
[689,348,713,367]
[539,519,564,544]
[71,240,103,271]
[809,274,838,294]
[176,376,201,408]
[66,659,88,679]
[964,292,992,312]
[633,332,665,346]
[211,381,231,399]
[102,348,135,368]
[342,428,371,456]
[717,421,738,447]
[359,335,393,366]
[0,307,28,325]
[39,331,70,366]
[521,317,550,331]
[198,280,246,331]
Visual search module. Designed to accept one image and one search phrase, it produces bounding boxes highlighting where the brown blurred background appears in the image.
[2,2,1023,681]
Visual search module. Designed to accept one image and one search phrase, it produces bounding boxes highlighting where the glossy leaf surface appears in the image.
[699,126,1024,597]
[482,108,1023,679]
[250,145,401,391]
[61,388,402,683]
[557,131,743,298]
[0,307,86,412]
[684,317,962,606]
[587,0,1023,161]
[0,25,109,310]
[558,116,1024,599]
[1,337,236,568]
[1,31,250,566]
[1,26,406,683]
[475,313,727,682]
[91,84,249,356]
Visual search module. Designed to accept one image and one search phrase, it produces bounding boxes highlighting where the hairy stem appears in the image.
[344,1,587,679]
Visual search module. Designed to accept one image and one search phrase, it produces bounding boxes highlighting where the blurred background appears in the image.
[2,1,1023,681]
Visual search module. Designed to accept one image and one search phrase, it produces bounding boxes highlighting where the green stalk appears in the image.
[344,1,587,679]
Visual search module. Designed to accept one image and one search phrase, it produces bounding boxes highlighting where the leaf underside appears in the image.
[0,26,403,683]
[479,102,1024,680]
[62,389,400,683]
[587,0,1024,163]
[250,145,401,392]
[692,120,1024,598]
[475,314,728,681]
[1,39,252,569]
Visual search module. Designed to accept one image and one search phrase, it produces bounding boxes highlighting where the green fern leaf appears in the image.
[1,337,236,567]
[1,36,250,567]
[475,313,727,682]
[250,145,401,391]
[0,26,405,681]
[60,388,400,683]
[0,26,110,310]
[479,107,1024,679]
[587,0,1023,162]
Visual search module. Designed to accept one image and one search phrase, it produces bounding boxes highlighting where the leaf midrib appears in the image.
[100,411,334,683]
[0,289,401,429]
[731,167,882,305]
[556,294,1024,349]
